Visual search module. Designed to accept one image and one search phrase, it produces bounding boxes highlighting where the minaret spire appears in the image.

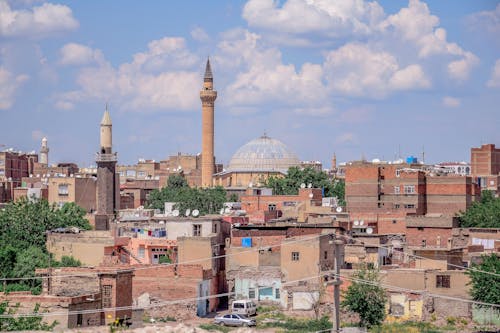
[204,57,213,82]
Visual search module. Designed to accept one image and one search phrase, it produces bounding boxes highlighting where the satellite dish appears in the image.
[336,206,343,213]
[366,227,373,234]
[224,207,231,214]
[300,183,306,189]
[308,193,314,198]
[354,220,359,226]
[185,209,191,216]
[159,221,165,224]
[360,220,364,226]
[219,208,224,215]
[192,209,199,217]
[308,183,312,188]
[172,209,179,217]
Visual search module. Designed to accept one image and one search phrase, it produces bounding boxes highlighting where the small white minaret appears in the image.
[40,137,49,165]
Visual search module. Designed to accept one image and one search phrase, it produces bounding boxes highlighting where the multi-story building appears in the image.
[47,175,97,212]
[471,143,500,194]
[0,149,38,202]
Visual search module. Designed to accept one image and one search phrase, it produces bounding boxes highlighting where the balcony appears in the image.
[96,152,117,162]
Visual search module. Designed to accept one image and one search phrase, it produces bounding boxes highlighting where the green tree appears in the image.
[147,175,227,215]
[0,198,89,291]
[466,254,500,306]
[458,190,500,228]
[0,302,57,331]
[342,267,387,328]
[265,167,345,204]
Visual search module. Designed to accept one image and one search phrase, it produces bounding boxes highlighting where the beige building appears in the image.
[47,176,96,212]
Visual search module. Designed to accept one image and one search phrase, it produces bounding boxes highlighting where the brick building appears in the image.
[471,143,500,194]
[47,175,97,212]
[0,150,38,202]
[345,162,479,234]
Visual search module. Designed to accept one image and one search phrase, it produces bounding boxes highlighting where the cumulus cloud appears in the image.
[323,43,430,98]
[217,29,329,114]
[335,132,357,144]
[0,66,29,109]
[487,59,500,88]
[467,3,500,35]
[190,27,210,42]
[243,0,384,38]
[380,0,478,80]
[0,0,78,37]
[442,96,460,108]
[59,43,104,66]
[56,37,201,112]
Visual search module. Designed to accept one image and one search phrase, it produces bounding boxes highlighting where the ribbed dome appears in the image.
[228,135,300,173]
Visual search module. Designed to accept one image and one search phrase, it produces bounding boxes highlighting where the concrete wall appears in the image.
[46,231,115,266]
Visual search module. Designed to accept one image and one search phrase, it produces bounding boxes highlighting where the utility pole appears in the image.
[332,239,344,333]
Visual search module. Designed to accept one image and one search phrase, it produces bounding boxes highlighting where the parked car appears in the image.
[213,313,256,327]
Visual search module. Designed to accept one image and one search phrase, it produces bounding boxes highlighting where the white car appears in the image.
[213,313,256,327]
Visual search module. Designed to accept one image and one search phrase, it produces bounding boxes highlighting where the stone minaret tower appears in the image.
[40,137,49,165]
[200,58,217,187]
[95,106,119,231]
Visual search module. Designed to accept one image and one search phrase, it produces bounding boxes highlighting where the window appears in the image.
[249,288,256,299]
[396,169,401,177]
[324,251,328,260]
[102,285,112,308]
[268,204,276,211]
[138,246,145,258]
[212,223,218,234]
[404,185,415,194]
[404,204,416,209]
[394,186,400,194]
[292,252,300,261]
[436,275,451,288]
[193,224,201,236]
[394,204,400,209]
[275,288,280,300]
[58,184,69,196]
[137,171,146,178]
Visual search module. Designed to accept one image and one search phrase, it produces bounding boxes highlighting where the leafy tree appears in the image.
[0,302,57,331]
[342,267,387,328]
[466,254,500,307]
[147,175,227,215]
[0,198,88,291]
[458,190,500,228]
[56,256,82,267]
[265,167,345,204]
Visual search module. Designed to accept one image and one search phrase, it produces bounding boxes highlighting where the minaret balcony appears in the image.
[96,152,117,162]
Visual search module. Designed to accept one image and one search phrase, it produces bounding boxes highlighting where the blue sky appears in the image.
[0,0,499,168]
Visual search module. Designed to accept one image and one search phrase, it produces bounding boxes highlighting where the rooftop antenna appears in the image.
[422,145,425,164]
[398,144,401,159]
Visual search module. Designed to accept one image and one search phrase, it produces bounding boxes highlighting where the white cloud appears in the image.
[0,0,78,37]
[442,96,460,108]
[31,129,45,141]
[335,132,357,144]
[468,3,500,35]
[217,29,329,114]
[487,59,500,88]
[59,43,104,66]
[380,0,478,80]
[57,37,201,112]
[190,27,210,42]
[323,43,430,98]
[0,66,28,109]
[447,52,479,81]
[243,0,384,37]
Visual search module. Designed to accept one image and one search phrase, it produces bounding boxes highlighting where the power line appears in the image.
[1,268,498,320]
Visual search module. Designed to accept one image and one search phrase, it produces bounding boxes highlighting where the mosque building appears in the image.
[202,60,301,188]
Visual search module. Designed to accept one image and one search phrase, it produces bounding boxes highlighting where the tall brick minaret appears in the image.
[95,106,119,230]
[200,58,217,187]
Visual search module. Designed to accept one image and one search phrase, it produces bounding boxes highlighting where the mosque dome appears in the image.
[227,135,300,173]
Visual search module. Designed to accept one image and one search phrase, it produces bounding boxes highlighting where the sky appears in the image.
[0,0,499,168]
